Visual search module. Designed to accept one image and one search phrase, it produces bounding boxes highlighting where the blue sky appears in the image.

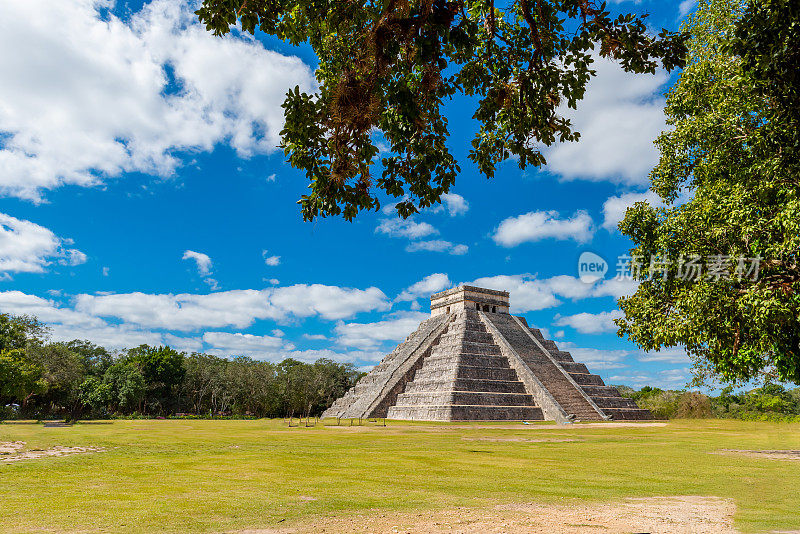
[0,0,700,389]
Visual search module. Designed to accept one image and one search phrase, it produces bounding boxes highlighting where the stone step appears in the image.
[591,396,642,409]
[601,407,654,420]
[550,351,575,362]
[429,341,502,357]
[541,339,558,351]
[580,385,621,398]
[413,365,519,382]
[395,391,537,407]
[557,361,590,374]
[444,320,488,333]
[404,378,527,394]
[569,373,605,386]
[421,353,510,369]
[387,404,545,421]
[438,330,495,344]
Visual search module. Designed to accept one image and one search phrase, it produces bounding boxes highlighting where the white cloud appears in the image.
[0,290,173,349]
[164,333,204,353]
[302,333,327,341]
[492,210,594,247]
[0,287,395,360]
[602,191,663,231]
[397,273,451,302]
[0,212,86,273]
[471,273,633,313]
[543,56,669,185]
[0,0,315,201]
[679,0,698,17]
[638,347,691,364]
[553,310,623,334]
[74,284,389,331]
[182,249,212,275]
[60,248,88,267]
[262,249,281,266]
[435,193,469,216]
[202,331,285,358]
[0,291,103,327]
[472,274,564,312]
[375,218,438,239]
[405,240,468,255]
[335,312,429,350]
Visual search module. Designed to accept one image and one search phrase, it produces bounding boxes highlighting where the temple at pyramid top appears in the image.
[431,285,510,316]
[324,285,651,422]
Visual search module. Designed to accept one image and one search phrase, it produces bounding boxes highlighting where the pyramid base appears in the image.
[387,404,544,421]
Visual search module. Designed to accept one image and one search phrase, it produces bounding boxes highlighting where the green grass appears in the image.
[1,419,799,533]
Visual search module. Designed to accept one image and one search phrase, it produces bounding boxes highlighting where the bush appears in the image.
[636,390,680,419]
[675,392,712,418]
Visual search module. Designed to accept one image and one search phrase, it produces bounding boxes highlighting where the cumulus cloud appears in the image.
[492,210,595,247]
[405,240,468,255]
[553,310,623,334]
[472,274,565,312]
[375,218,438,239]
[471,274,633,313]
[592,277,639,299]
[202,331,285,358]
[602,191,663,231]
[0,0,315,201]
[543,56,669,185]
[262,250,281,266]
[433,193,469,216]
[396,273,451,302]
[335,312,429,350]
[182,250,212,275]
[638,347,691,364]
[0,213,86,273]
[73,284,389,331]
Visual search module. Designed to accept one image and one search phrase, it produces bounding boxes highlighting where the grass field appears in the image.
[1,419,799,533]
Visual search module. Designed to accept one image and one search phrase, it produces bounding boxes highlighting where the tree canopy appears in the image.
[197,0,686,221]
[0,313,361,420]
[616,0,800,385]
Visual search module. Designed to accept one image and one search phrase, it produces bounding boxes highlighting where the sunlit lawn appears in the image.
[1,418,798,533]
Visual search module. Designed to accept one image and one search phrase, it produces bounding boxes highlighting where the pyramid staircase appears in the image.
[323,286,651,422]
[386,309,544,421]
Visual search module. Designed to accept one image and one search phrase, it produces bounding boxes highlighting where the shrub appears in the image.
[675,392,712,418]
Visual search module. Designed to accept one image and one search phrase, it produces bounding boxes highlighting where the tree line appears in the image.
[617,384,800,421]
[0,314,362,420]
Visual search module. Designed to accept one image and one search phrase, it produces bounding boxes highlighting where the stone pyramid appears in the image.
[323,286,651,422]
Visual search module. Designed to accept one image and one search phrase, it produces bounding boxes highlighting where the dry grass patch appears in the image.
[0,441,104,463]
[714,449,800,461]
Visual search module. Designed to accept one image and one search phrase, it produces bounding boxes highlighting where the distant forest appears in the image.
[0,314,361,420]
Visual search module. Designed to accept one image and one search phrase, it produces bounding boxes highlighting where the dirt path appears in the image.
[235,495,736,534]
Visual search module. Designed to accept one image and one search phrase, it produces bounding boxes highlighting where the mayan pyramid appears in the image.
[323,286,651,421]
